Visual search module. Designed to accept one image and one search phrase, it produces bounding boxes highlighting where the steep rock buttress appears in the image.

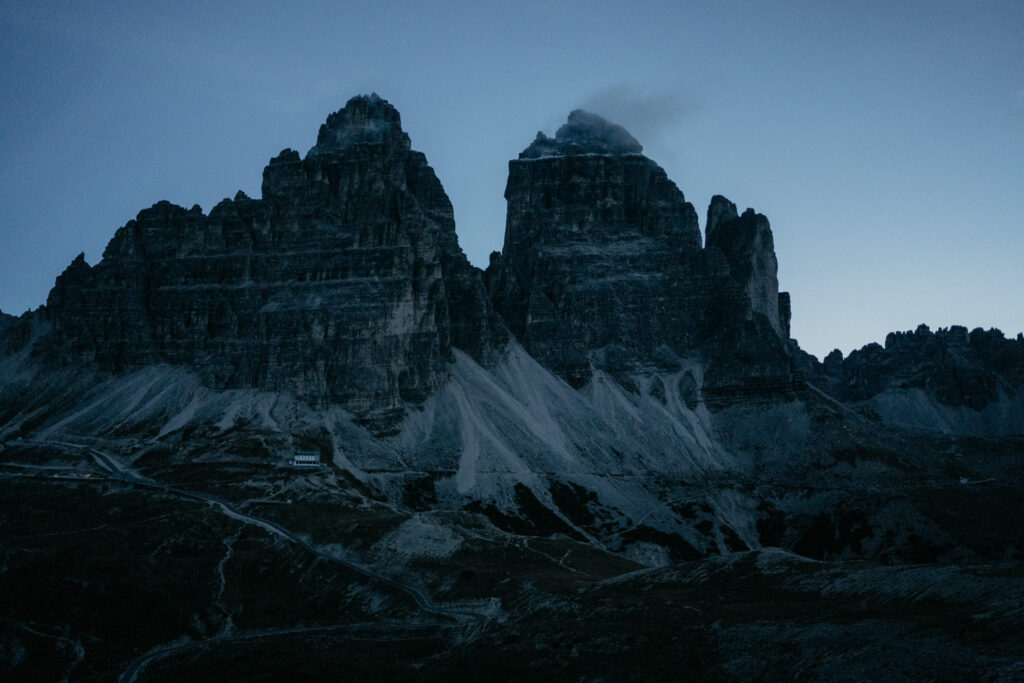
[42,94,504,424]
[486,110,795,406]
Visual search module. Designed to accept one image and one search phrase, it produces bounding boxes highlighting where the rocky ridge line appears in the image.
[40,94,504,426]
[799,323,1024,410]
[7,96,1020,428]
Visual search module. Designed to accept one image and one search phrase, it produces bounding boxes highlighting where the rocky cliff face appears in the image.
[486,110,794,404]
[0,310,16,343]
[14,97,1019,427]
[704,195,784,337]
[0,310,31,357]
[699,196,794,407]
[41,94,502,423]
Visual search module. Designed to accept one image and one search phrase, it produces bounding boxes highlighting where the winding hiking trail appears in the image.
[24,439,495,682]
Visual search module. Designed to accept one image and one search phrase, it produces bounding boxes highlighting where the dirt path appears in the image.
[22,439,495,682]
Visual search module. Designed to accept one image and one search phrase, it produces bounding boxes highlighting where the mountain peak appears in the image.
[519,109,642,159]
[308,93,411,156]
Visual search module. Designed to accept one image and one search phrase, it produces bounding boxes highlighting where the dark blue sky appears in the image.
[2,0,1022,358]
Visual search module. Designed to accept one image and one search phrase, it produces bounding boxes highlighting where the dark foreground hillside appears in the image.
[2,435,1023,681]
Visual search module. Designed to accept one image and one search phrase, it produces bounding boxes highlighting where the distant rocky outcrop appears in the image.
[804,324,1024,411]
[40,94,503,424]
[0,309,14,336]
[486,110,794,405]
[0,309,19,355]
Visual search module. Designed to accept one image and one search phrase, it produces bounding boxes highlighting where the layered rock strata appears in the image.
[33,98,1014,422]
[42,94,502,420]
[699,196,794,406]
[486,110,794,404]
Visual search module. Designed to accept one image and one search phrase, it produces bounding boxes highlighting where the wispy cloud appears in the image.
[580,83,699,148]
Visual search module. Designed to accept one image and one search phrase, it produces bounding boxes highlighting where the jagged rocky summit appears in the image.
[794,323,1024,434]
[41,94,503,425]
[9,95,1022,431]
[24,97,798,419]
[487,111,794,405]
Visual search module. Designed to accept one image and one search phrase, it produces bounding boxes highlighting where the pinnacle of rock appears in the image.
[519,109,643,159]
[307,93,412,157]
